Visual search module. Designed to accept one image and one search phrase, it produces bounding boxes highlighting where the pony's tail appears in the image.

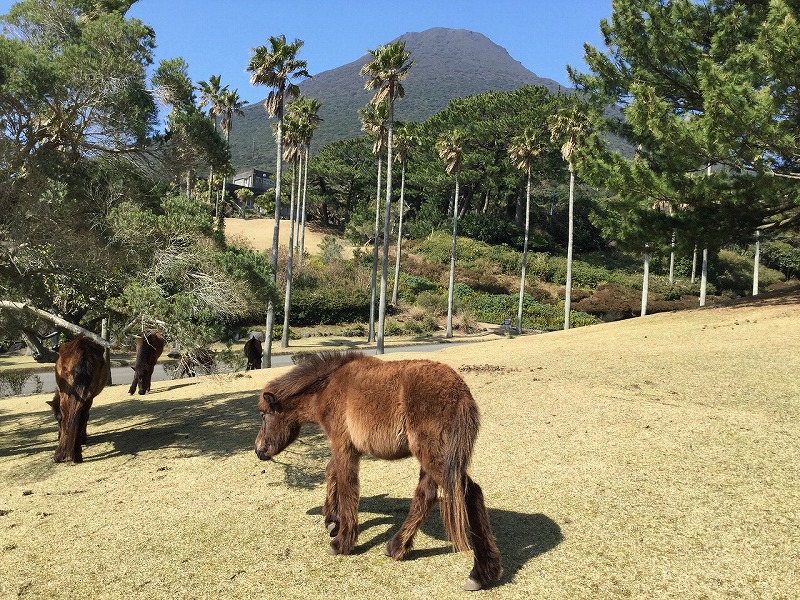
[440,398,480,553]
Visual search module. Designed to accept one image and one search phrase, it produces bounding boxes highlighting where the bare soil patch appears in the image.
[224,217,356,258]
[1,293,798,599]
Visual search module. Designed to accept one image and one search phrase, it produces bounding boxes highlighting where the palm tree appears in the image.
[359,101,388,344]
[548,100,590,330]
[508,127,544,335]
[216,87,245,232]
[247,35,310,367]
[361,41,414,354]
[391,123,415,306]
[436,128,467,339]
[291,97,323,261]
[196,74,226,212]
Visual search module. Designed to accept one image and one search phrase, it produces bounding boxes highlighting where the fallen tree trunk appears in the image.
[0,301,111,350]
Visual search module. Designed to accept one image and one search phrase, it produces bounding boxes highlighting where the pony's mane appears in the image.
[135,330,160,362]
[270,350,365,400]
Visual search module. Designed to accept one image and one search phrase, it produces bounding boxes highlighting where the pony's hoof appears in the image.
[326,521,339,537]
[463,578,482,591]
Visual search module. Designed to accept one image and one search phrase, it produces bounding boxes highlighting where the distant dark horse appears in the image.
[254,351,502,591]
[244,336,262,370]
[47,336,109,463]
[128,330,165,395]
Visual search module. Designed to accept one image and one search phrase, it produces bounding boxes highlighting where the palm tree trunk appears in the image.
[263,118,284,368]
[446,174,460,338]
[208,165,214,211]
[293,152,302,252]
[368,155,382,343]
[299,145,310,262]
[564,165,575,330]
[517,167,531,335]
[377,111,394,355]
[281,158,298,348]
[391,161,406,306]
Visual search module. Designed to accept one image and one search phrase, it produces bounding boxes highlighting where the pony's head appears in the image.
[255,390,301,461]
[131,365,152,395]
[46,394,62,434]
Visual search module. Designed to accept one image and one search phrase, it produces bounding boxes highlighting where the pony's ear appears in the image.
[262,391,280,413]
[45,400,55,407]
[130,366,135,370]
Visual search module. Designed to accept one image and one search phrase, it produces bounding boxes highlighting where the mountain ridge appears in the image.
[229,27,567,172]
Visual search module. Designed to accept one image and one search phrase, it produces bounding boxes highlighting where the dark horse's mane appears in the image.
[270,350,364,401]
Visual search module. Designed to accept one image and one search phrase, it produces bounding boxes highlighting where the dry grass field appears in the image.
[1,290,798,599]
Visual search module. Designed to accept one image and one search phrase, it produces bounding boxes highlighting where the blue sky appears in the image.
[1,0,612,107]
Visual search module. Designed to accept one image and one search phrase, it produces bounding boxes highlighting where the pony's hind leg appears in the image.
[463,476,503,591]
[385,469,438,560]
[328,449,360,556]
[323,459,339,536]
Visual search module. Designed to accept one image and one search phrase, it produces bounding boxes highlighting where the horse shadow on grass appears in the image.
[301,494,562,586]
[259,431,562,585]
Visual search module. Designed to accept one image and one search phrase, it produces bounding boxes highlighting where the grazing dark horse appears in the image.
[244,336,262,370]
[128,330,165,395]
[46,336,109,463]
[254,351,502,591]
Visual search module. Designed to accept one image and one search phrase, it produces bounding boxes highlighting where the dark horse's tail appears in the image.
[440,397,480,553]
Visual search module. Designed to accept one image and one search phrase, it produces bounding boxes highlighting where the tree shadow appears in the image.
[0,387,264,462]
[304,493,562,586]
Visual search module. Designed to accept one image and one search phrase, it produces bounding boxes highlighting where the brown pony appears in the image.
[47,336,109,463]
[128,330,165,395]
[244,336,262,370]
[255,351,502,591]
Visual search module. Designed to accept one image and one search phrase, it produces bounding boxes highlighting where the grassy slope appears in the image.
[0,292,798,599]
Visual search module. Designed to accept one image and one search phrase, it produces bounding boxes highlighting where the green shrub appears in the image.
[716,249,784,294]
[319,235,345,264]
[397,273,439,303]
[383,319,403,336]
[761,237,800,279]
[416,290,448,317]
[401,313,438,335]
[290,287,371,325]
[339,323,367,337]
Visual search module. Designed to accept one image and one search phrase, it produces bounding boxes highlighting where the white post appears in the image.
[669,231,675,285]
[752,230,760,296]
[641,247,650,317]
[700,248,708,306]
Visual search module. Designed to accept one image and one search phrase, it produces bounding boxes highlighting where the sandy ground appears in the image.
[224,217,356,258]
[1,292,799,599]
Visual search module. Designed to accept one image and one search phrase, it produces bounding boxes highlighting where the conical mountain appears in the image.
[230,27,565,172]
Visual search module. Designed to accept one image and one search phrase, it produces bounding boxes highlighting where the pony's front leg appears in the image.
[78,399,93,445]
[328,448,360,556]
[323,459,339,536]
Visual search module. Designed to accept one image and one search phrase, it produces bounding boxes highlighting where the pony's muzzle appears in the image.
[255,447,272,461]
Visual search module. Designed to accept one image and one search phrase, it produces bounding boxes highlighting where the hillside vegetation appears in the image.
[1,291,798,599]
